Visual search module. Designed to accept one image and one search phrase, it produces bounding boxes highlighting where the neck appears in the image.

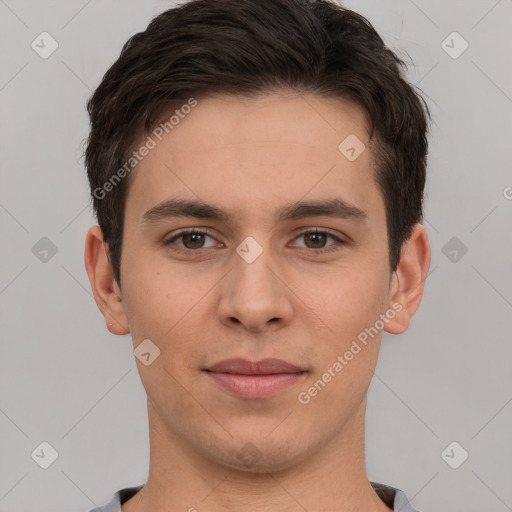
[122,398,391,512]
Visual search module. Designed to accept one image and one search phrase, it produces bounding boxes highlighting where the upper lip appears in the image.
[205,358,304,375]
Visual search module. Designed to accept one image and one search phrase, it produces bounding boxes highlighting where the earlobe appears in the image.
[384,223,431,335]
[84,225,130,335]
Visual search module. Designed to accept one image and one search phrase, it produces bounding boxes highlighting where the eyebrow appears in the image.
[142,197,368,225]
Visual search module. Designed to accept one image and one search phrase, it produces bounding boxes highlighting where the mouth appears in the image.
[203,358,307,399]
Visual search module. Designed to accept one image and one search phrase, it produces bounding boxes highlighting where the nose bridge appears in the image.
[217,233,293,331]
[233,233,278,304]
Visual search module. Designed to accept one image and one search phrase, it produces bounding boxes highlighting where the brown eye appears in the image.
[181,232,207,249]
[164,229,219,252]
[303,231,328,249]
[292,229,346,254]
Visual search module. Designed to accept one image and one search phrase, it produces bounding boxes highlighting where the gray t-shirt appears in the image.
[87,482,421,511]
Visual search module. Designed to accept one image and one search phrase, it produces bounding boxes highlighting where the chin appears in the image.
[205,433,307,474]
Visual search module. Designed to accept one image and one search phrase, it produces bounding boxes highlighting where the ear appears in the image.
[384,223,431,334]
[84,225,130,335]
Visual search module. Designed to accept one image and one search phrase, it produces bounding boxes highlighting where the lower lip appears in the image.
[205,372,306,399]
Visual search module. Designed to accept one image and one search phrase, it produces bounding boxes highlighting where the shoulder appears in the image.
[370,481,423,512]
[86,485,144,512]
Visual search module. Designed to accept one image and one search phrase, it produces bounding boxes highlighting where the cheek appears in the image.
[120,251,177,340]
[121,252,216,353]
[303,265,390,399]
[318,265,389,334]
[297,275,386,416]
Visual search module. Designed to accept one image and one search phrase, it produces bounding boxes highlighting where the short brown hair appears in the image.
[84,0,429,286]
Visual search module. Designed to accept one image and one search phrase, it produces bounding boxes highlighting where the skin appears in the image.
[85,91,430,512]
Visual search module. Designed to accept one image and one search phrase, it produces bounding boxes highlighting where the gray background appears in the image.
[1,0,511,511]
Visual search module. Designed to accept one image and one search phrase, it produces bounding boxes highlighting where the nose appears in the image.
[216,238,294,333]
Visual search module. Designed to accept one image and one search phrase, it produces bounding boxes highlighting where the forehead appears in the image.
[124,91,384,226]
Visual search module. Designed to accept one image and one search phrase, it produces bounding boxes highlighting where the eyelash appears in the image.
[164,228,346,255]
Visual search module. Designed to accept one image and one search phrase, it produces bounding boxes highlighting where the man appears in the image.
[83,0,431,510]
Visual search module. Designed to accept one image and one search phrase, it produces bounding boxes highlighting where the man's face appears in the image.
[118,92,395,471]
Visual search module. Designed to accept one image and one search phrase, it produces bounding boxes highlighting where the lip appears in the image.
[204,358,306,399]
[207,358,304,375]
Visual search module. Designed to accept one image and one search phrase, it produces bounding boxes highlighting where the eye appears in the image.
[291,229,346,254]
[163,228,346,255]
[164,229,220,252]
